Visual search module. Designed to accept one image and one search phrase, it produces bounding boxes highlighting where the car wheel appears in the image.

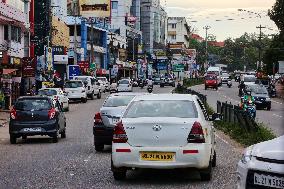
[52,131,59,143]
[90,92,94,100]
[95,142,104,152]
[97,92,101,99]
[65,106,69,112]
[10,134,16,144]
[200,160,212,181]
[82,98,87,103]
[216,87,218,90]
[113,171,127,180]
[212,151,216,167]
[205,86,207,90]
[267,105,271,111]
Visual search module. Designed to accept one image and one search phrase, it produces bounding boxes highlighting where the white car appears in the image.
[111,94,217,180]
[221,73,230,84]
[117,79,133,92]
[97,77,109,91]
[237,136,284,189]
[98,80,106,93]
[64,80,88,103]
[75,76,101,99]
[243,75,256,86]
[38,88,69,111]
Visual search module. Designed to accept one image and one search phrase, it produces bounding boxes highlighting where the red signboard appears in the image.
[78,61,90,69]
[22,57,36,77]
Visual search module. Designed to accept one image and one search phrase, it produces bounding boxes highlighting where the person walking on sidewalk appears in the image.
[3,82,11,110]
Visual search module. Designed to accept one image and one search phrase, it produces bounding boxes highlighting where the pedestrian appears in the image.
[0,86,5,110]
[3,82,11,110]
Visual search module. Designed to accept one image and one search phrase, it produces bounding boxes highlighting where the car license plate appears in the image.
[140,152,175,162]
[254,173,284,188]
[23,128,41,132]
[112,118,120,124]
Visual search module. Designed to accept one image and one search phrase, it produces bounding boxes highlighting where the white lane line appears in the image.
[216,134,231,147]
[272,114,283,118]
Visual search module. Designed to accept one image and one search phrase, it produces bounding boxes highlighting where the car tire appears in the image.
[215,87,218,90]
[212,151,217,167]
[10,134,16,144]
[267,105,271,111]
[52,131,59,143]
[82,98,87,103]
[90,92,94,100]
[95,142,104,152]
[65,107,69,112]
[113,171,127,180]
[200,160,212,181]
[97,92,101,99]
[61,127,66,139]
[205,86,207,90]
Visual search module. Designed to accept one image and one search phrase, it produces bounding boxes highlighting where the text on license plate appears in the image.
[23,128,41,132]
[254,173,284,188]
[140,152,175,161]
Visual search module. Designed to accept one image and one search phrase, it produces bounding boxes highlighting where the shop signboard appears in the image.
[68,65,80,80]
[79,0,111,18]
[78,61,90,69]
[53,46,65,55]
[173,64,184,72]
[22,57,36,77]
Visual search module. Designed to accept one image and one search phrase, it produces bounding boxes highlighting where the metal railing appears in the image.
[217,101,258,132]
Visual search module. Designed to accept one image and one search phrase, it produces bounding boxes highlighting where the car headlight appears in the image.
[241,145,254,164]
[266,98,271,101]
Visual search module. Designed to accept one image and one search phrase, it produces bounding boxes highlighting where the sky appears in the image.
[163,0,278,41]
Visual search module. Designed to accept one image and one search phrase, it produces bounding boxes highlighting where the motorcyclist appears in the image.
[240,91,255,111]
[238,81,246,96]
[147,78,153,87]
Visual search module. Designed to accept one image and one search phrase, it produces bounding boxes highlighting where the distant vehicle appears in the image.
[207,67,222,86]
[118,79,133,92]
[64,80,88,103]
[243,75,256,86]
[205,74,218,90]
[38,88,69,111]
[246,84,271,110]
[97,77,109,91]
[109,82,118,93]
[75,76,101,99]
[227,79,232,88]
[235,73,241,82]
[97,80,106,93]
[9,96,66,144]
[93,93,146,151]
[237,135,284,189]
[221,73,230,84]
[153,77,162,85]
[111,94,217,180]
[160,77,175,87]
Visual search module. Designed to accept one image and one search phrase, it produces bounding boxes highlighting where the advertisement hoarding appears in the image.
[79,0,111,18]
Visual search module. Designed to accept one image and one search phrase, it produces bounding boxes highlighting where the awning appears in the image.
[3,69,17,75]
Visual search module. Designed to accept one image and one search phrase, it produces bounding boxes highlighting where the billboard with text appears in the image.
[79,0,111,18]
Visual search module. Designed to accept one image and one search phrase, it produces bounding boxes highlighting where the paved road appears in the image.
[191,82,284,136]
[0,85,242,189]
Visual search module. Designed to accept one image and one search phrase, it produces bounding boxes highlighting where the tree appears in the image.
[268,0,284,33]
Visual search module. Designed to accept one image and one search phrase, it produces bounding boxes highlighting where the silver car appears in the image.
[93,93,147,151]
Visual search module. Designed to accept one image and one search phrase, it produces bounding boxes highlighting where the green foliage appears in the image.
[183,78,204,87]
[268,0,284,32]
[214,121,276,147]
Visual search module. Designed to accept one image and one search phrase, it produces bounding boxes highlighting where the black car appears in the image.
[246,84,271,110]
[9,96,66,144]
[160,77,175,87]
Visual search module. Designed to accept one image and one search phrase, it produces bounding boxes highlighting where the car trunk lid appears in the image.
[100,106,126,127]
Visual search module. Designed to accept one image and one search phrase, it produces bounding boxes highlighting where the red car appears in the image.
[205,74,218,90]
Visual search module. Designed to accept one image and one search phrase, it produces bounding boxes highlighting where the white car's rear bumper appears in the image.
[118,87,132,92]
[112,143,211,169]
[67,93,87,99]
[236,157,284,189]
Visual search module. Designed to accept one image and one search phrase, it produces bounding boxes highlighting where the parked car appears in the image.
[9,96,66,144]
[117,79,133,92]
[111,94,217,180]
[237,135,284,189]
[75,76,101,99]
[246,84,271,110]
[64,80,88,103]
[93,93,146,151]
[160,77,175,87]
[38,88,69,111]
[97,77,109,91]
[205,74,218,90]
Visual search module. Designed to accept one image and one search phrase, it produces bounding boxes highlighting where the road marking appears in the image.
[271,100,283,105]
[215,134,231,147]
[273,114,283,118]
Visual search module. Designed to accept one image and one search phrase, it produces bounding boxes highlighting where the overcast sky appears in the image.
[163,0,278,41]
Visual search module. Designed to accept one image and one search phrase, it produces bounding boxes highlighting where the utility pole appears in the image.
[256,25,266,70]
[203,25,210,70]
[73,0,79,65]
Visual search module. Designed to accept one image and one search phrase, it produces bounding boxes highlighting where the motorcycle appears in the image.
[147,85,153,93]
[269,84,277,98]
[245,102,256,120]
[227,79,232,88]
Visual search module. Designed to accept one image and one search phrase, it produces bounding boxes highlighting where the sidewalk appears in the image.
[0,111,9,127]
[0,111,9,140]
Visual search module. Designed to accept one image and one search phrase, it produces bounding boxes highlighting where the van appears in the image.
[75,76,101,99]
[207,67,222,86]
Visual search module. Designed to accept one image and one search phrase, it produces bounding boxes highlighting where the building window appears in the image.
[11,26,21,43]
[111,1,118,9]
[4,25,8,40]
[172,24,176,29]
[172,35,176,40]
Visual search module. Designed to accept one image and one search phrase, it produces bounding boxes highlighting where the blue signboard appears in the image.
[68,65,80,80]
[157,63,167,70]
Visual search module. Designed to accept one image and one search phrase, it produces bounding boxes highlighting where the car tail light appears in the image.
[113,121,128,143]
[187,121,205,143]
[10,107,17,120]
[48,108,56,119]
[94,112,103,124]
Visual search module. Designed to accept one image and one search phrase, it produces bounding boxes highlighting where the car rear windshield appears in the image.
[65,81,83,88]
[38,89,57,96]
[124,100,198,118]
[119,80,130,84]
[206,75,216,80]
[103,95,135,107]
[15,99,52,111]
[244,77,256,82]
[249,86,268,94]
